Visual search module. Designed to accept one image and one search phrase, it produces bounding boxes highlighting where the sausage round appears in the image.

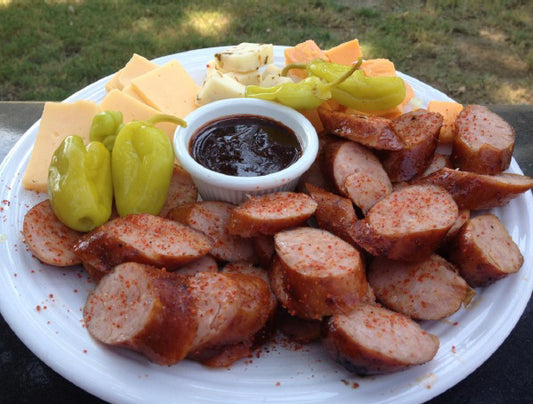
[448,213,524,287]
[83,262,197,366]
[452,105,515,174]
[271,227,368,319]
[349,184,458,261]
[323,304,440,375]
[368,254,473,320]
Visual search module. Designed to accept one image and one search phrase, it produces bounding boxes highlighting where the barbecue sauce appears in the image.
[191,115,302,177]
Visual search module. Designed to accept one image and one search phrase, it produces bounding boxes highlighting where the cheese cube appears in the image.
[215,43,274,72]
[22,100,102,193]
[131,60,198,119]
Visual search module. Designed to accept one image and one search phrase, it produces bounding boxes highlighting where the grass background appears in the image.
[0,0,531,104]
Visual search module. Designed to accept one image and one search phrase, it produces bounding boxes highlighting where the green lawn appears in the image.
[1,0,531,104]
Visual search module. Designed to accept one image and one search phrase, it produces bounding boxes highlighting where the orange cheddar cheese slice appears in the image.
[22,100,102,193]
[118,54,158,90]
[324,39,363,65]
[131,60,198,119]
[427,100,463,144]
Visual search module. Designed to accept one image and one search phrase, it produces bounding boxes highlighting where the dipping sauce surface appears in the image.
[191,115,302,177]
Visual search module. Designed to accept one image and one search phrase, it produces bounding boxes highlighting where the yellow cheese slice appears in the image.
[131,59,198,119]
[100,89,177,139]
[105,70,122,92]
[22,100,102,193]
[118,53,158,90]
[121,84,145,103]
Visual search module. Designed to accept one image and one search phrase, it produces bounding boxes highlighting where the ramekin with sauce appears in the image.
[174,98,319,204]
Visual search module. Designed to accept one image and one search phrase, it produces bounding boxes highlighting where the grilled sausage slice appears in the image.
[23,199,82,267]
[167,201,255,263]
[271,227,368,319]
[228,192,317,237]
[452,105,515,174]
[323,140,392,213]
[186,271,277,367]
[83,262,197,366]
[176,255,218,275]
[158,164,198,217]
[323,304,439,375]
[74,213,213,281]
[448,214,523,287]
[413,167,533,210]
[317,107,403,150]
[305,183,358,244]
[349,184,458,261]
[380,109,442,182]
[368,255,473,320]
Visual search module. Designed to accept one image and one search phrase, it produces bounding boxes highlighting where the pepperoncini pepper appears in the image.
[245,59,361,110]
[48,135,113,232]
[303,59,406,112]
[89,110,124,151]
[112,114,186,217]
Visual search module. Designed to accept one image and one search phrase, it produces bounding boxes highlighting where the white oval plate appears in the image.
[0,46,532,404]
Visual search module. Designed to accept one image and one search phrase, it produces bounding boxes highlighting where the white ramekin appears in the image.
[174,98,319,205]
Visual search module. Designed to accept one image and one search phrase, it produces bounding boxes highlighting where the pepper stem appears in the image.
[281,63,310,77]
[324,57,363,90]
[146,113,187,128]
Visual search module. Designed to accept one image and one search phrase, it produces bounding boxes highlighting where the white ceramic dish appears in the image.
[174,98,318,204]
[0,46,532,404]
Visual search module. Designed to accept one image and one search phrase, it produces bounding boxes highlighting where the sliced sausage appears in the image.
[23,199,82,267]
[380,109,442,182]
[228,192,317,238]
[368,255,474,320]
[413,167,533,210]
[74,213,213,281]
[452,105,515,174]
[305,183,358,244]
[318,107,403,150]
[252,235,275,269]
[275,307,323,344]
[186,271,277,366]
[323,304,439,375]
[349,184,458,261]
[420,152,452,178]
[83,262,197,366]
[158,164,199,217]
[448,214,523,287]
[323,140,392,213]
[176,255,218,275]
[271,227,368,319]
[167,201,255,263]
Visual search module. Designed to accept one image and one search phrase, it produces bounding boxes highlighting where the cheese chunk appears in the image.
[100,89,177,139]
[22,101,102,193]
[131,60,198,119]
[214,43,273,73]
[195,72,245,106]
[325,39,363,65]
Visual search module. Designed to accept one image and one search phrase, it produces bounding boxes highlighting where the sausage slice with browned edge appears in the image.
[323,304,439,375]
[413,167,533,210]
[271,227,368,319]
[167,201,255,263]
[23,199,82,267]
[317,107,403,150]
[83,262,197,366]
[452,105,515,174]
[323,140,392,214]
[186,271,277,367]
[448,213,523,287]
[74,213,213,281]
[368,254,474,320]
[380,109,442,182]
[228,191,317,237]
[158,164,199,217]
[349,184,458,261]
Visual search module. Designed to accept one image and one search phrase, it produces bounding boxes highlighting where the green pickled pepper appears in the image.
[89,110,124,151]
[306,60,406,112]
[112,114,186,217]
[48,135,113,232]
